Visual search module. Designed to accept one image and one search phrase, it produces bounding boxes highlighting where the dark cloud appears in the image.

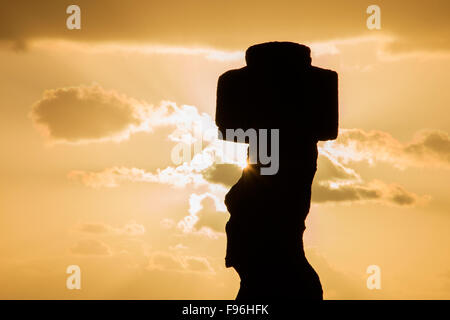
[312,180,423,206]
[404,131,450,164]
[326,129,450,169]
[315,155,360,182]
[312,183,380,203]
[195,196,228,233]
[203,163,242,187]
[200,138,430,207]
[312,153,425,206]
[30,85,144,143]
[1,1,449,53]
[387,185,419,206]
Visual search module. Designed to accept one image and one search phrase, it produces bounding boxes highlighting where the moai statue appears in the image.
[216,42,338,300]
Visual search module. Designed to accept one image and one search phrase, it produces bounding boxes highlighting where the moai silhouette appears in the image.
[216,42,338,300]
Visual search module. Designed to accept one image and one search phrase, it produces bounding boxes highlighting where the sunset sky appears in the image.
[0,0,449,299]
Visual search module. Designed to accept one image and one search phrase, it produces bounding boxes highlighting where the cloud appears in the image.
[312,182,380,203]
[404,131,450,165]
[67,132,428,207]
[315,154,360,182]
[322,129,450,169]
[78,223,111,234]
[312,153,426,206]
[183,256,214,273]
[194,196,228,233]
[27,40,244,61]
[30,85,147,144]
[77,221,145,236]
[64,96,245,189]
[312,179,425,206]
[148,251,214,274]
[31,84,218,145]
[151,144,421,207]
[68,165,207,188]
[121,222,146,236]
[50,86,430,207]
[203,163,242,186]
[178,193,228,238]
[70,239,111,256]
[169,243,189,251]
[2,1,450,53]
[149,252,184,271]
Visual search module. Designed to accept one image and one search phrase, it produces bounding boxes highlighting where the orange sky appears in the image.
[0,0,449,299]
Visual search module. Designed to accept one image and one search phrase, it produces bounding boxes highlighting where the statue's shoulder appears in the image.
[310,66,338,77]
